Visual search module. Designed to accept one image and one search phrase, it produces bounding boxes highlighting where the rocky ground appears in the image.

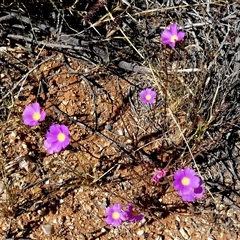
[0,0,240,239]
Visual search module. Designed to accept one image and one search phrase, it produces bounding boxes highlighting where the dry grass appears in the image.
[0,0,240,239]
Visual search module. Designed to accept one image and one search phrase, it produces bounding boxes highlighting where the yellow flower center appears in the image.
[170,35,178,43]
[145,94,152,100]
[181,177,190,186]
[57,133,66,142]
[112,212,120,220]
[33,112,41,121]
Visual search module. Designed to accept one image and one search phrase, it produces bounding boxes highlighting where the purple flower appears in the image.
[151,169,167,183]
[125,204,143,222]
[44,124,70,154]
[193,185,205,199]
[174,167,205,202]
[161,23,185,48]
[105,204,128,227]
[22,102,46,126]
[173,167,200,196]
[140,88,156,104]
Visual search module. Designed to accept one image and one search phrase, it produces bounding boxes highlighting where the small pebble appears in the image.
[42,224,54,235]
[137,230,144,235]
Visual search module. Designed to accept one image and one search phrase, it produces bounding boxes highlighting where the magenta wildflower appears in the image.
[105,204,128,227]
[174,167,205,202]
[125,204,143,222]
[173,167,200,196]
[161,23,185,48]
[140,88,156,104]
[44,124,70,154]
[22,102,46,127]
[151,169,167,183]
[193,185,205,199]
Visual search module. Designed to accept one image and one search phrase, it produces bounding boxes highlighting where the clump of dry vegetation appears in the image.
[0,0,240,239]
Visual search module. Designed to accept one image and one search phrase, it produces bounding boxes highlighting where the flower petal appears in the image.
[181,191,195,202]
[169,24,178,35]
[39,110,46,121]
[177,31,185,41]
[112,219,122,227]
[31,102,40,112]
[161,29,172,39]
[194,186,205,199]
[60,124,70,135]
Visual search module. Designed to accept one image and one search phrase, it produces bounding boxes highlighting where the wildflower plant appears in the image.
[105,204,128,227]
[161,23,185,48]
[125,204,143,222]
[22,102,46,127]
[173,167,205,202]
[140,88,156,104]
[151,169,167,183]
[105,203,143,227]
[44,124,70,154]
[103,19,204,224]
